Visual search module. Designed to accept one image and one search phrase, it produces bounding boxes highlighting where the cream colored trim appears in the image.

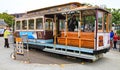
[20,21,22,31]
[34,18,36,30]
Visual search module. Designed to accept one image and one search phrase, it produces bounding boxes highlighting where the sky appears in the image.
[0,0,119,14]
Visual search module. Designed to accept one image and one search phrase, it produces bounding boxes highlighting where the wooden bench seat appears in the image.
[57,32,94,49]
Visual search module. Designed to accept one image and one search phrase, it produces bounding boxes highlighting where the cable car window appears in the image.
[59,20,65,31]
[81,15,95,32]
[49,19,53,30]
[16,21,21,30]
[45,19,53,30]
[36,18,43,29]
[103,13,108,32]
[98,11,103,32]
[28,19,34,29]
[22,20,27,30]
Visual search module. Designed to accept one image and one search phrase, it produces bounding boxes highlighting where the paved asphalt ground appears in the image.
[0,37,120,70]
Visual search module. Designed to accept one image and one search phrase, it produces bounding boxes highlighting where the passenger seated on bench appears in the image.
[84,23,94,32]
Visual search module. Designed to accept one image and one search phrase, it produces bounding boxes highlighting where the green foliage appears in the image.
[107,8,120,24]
[85,16,95,24]
[116,30,120,35]
[0,12,14,27]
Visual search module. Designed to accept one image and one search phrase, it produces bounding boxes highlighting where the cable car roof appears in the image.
[44,6,110,15]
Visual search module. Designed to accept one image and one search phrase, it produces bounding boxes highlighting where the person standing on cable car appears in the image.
[68,15,78,31]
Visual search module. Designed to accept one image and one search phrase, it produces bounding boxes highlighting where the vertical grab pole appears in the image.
[43,17,45,37]
[94,10,98,50]
[26,19,29,52]
[25,35,30,63]
[65,13,68,46]
[106,14,109,33]
[23,34,30,63]
[26,20,29,61]
[65,13,68,52]
[26,35,29,52]
[53,15,57,49]
[102,13,104,32]
[34,18,37,42]
[78,11,82,54]
[78,11,81,47]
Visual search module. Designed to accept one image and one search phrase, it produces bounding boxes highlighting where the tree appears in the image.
[107,8,120,24]
[0,12,14,27]
[112,9,120,24]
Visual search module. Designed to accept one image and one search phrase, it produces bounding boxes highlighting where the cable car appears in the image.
[14,2,111,61]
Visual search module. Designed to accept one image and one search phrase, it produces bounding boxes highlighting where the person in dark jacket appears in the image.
[68,16,78,31]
